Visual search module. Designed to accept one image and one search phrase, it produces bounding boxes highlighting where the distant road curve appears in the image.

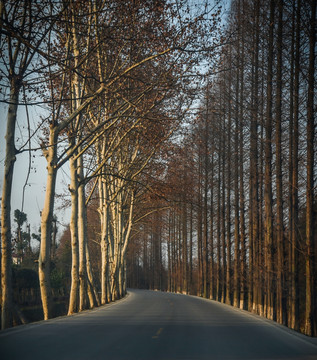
[1,289,317,360]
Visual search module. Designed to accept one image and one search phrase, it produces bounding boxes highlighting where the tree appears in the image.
[275,0,285,325]
[304,0,316,337]
[288,0,300,331]
[13,209,28,265]
[126,0,317,337]
[0,0,60,329]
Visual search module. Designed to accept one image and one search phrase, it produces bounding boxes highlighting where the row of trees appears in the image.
[0,0,222,329]
[126,0,317,337]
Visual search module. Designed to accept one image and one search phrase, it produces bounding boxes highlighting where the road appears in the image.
[1,289,317,360]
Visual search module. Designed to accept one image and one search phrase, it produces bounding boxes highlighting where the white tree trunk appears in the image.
[1,87,19,329]
[68,154,79,315]
[86,242,100,307]
[100,176,109,304]
[39,125,58,320]
[77,155,88,311]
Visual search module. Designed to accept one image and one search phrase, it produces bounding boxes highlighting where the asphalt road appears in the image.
[1,289,317,360]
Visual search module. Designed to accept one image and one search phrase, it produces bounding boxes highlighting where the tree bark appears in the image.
[67,153,79,315]
[289,0,300,331]
[304,0,316,337]
[275,0,285,325]
[1,85,19,329]
[203,108,209,299]
[216,126,222,302]
[39,125,58,320]
[86,242,100,307]
[221,113,226,304]
[100,171,109,305]
[248,0,260,312]
[264,0,275,321]
[238,7,246,310]
[226,59,232,306]
[233,49,240,308]
[209,131,215,301]
[77,155,88,311]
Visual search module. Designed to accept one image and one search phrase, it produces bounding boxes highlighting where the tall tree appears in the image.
[248,0,260,314]
[304,0,316,337]
[0,0,58,329]
[275,0,285,325]
[264,0,275,321]
[289,0,301,331]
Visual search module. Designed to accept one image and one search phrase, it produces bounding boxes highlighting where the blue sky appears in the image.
[0,103,70,242]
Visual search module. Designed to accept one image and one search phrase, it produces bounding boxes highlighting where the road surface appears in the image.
[1,289,317,359]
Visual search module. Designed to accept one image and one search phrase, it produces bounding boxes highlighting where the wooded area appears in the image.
[0,0,221,329]
[126,0,317,337]
[1,0,316,339]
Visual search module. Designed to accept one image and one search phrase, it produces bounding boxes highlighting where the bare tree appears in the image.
[0,0,60,329]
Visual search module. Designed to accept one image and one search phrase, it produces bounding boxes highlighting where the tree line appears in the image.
[126,0,317,337]
[0,0,222,329]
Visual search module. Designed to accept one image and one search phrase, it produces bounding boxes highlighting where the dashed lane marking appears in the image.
[152,327,163,339]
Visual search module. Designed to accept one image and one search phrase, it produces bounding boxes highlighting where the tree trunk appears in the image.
[248,0,260,314]
[86,242,100,307]
[304,0,316,337]
[264,0,275,321]
[100,174,109,305]
[1,85,19,329]
[221,115,226,304]
[197,156,203,296]
[216,132,222,302]
[203,111,209,299]
[168,212,172,292]
[209,138,215,300]
[233,52,240,308]
[182,201,188,294]
[39,125,58,320]
[189,203,193,294]
[77,156,88,311]
[275,0,285,325]
[289,0,300,331]
[238,9,246,310]
[68,154,79,315]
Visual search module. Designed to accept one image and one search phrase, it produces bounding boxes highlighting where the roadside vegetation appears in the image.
[1,0,316,337]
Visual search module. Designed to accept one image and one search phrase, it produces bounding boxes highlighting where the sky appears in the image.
[0,103,70,240]
[0,0,231,242]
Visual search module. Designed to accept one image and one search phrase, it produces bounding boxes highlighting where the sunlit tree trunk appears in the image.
[264,0,275,321]
[275,0,285,325]
[304,0,316,337]
[121,190,134,295]
[226,60,232,306]
[248,1,260,312]
[99,168,109,304]
[39,125,58,320]
[1,85,19,329]
[289,0,300,331]
[86,242,100,307]
[238,9,246,310]
[258,70,265,318]
[233,53,240,308]
[68,153,79,315]
[77,155,88,311]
